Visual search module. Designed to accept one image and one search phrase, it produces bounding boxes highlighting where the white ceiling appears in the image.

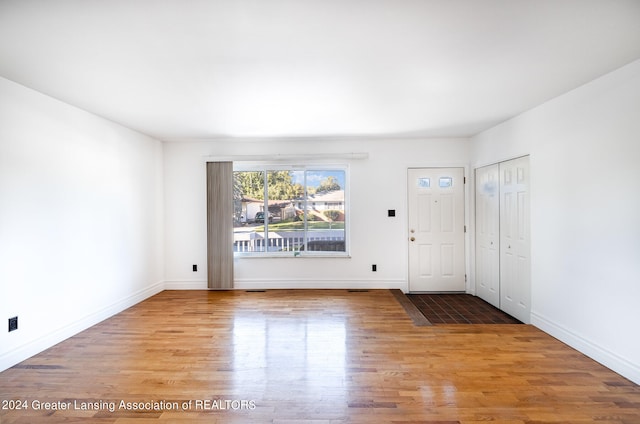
[1,0,639,140]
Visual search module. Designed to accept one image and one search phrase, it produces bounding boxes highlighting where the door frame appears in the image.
[406,166,470,293]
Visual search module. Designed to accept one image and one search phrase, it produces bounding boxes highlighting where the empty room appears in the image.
[1,1,639,423]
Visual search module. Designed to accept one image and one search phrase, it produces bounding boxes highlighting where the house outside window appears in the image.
[233,167,348,256]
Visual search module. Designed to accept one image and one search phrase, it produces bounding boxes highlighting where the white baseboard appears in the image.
[531,311,640,385]
[234,278,407,291]
[0,281,165,373]
[164,278,408,291]
[164,279,208,290]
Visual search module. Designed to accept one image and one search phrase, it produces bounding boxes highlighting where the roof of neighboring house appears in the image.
[242,190,344,204]
[241,196,292,207]
[306,190,344,202]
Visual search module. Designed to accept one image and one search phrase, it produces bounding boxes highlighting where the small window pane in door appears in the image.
[439,177,453,188]
[417,178,431,188]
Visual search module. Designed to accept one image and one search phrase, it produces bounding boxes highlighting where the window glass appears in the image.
[417,177,430,188]
[439,177,453,188]
[233,167,347,256]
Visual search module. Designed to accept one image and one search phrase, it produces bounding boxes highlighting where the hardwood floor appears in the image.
[1,290,639,423]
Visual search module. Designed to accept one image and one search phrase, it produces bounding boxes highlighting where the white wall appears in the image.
[163,138,470,291]
[471,60,640,384]
[0,77,164,372]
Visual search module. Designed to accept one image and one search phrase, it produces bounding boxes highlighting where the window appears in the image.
[439,177,453,188]
[417,177,431,188]
[233,166,347,256]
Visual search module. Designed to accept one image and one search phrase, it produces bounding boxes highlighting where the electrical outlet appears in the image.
[192,264,198,272]
[8,316,18,332]
[372,264,377,272]
[388,209,396,217]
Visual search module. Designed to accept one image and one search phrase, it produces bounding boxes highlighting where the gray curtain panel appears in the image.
[206,161,234,289]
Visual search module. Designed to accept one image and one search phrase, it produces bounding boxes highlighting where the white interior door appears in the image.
[499,156,531,323]
[475,164,500,308]
[408,168,465,292]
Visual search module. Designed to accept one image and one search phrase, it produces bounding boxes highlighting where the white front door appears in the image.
[499,156,531,323]
[408,168,465,292]
[475,164,500,307]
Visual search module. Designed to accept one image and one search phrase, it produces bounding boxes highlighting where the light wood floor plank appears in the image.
[1,289,639,423]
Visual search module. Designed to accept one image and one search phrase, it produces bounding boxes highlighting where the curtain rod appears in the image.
[203,152,369,162]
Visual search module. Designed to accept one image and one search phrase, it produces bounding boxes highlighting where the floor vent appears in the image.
[348,289,369,293]
[245,290,266,292]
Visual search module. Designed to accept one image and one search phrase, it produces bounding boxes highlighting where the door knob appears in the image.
[410,237,415,242]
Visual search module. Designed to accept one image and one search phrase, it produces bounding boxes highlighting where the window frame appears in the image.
[233,163,350,258]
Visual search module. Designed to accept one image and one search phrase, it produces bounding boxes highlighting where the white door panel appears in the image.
[500,156,531,323]
[408,168,465,292]
[475,157,530,323]
[475,164,500,307]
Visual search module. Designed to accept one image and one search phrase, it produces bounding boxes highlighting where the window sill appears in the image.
[234,253,351,259]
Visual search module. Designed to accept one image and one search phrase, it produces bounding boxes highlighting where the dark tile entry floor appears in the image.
[407,294,522,324]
